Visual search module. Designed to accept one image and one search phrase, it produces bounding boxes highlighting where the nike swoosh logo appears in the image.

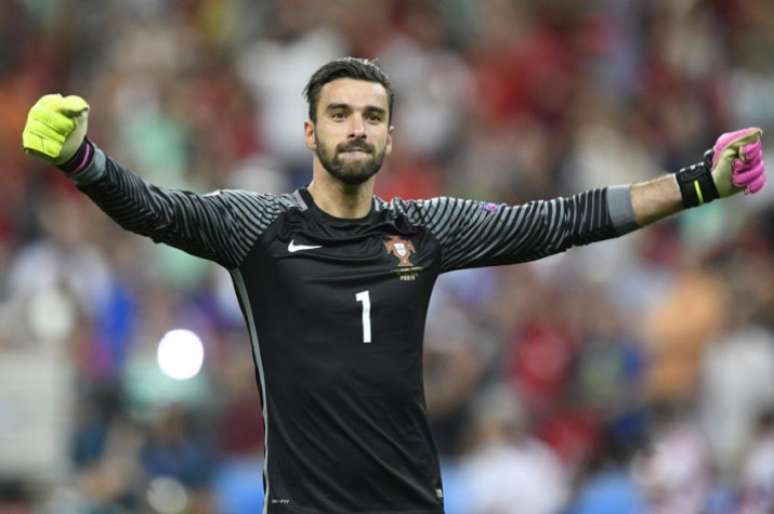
[288,240,323,253]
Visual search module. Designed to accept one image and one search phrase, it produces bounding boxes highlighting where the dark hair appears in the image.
[303,57,394,123]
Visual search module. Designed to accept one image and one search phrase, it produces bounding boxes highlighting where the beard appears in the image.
[315,133,386,185]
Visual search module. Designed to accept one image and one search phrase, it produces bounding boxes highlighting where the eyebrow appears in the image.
[364,106,387,117]
[326,103,387,117]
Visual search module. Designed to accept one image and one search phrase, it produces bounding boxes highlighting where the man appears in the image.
[22,58,766,514]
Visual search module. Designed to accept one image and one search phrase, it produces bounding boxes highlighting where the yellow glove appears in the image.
[22,94,90,165]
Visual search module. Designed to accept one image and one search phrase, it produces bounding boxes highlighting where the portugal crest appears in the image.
[384,236,416,267]
[384,235,423,280]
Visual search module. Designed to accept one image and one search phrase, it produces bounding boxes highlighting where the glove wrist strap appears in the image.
[675,149,719,208]
[57,138,94,176]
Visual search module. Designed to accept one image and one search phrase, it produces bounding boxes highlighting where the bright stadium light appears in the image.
[146,476,189,514]
[157,329,204,380]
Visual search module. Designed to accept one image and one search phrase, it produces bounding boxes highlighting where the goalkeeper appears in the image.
[21,57,767,514]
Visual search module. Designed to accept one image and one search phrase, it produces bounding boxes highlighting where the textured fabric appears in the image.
[77,147,620,272]
[58,137,94,175]
[387,190,618,272]
[77,149,295,269]
[71,145,620,514]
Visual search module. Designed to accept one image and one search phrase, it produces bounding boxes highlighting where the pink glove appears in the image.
[712,127,766,195]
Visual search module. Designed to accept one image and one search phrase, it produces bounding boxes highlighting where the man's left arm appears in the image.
[401,127,765,272]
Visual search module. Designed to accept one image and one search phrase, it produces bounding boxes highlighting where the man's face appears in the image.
[305,78,393,185]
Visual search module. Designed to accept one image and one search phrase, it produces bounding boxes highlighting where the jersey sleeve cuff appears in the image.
[60,139,107,186]
[607,185,639,235]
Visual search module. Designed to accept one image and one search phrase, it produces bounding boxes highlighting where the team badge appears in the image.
[384,235,423,281]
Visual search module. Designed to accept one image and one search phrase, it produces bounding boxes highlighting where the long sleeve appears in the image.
[71,144,282,269]
[396,188,630,272]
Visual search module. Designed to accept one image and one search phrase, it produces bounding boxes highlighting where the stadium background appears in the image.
[2,0,774,513]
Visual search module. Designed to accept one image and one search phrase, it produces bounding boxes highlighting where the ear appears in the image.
[304,120,317,151]
[385,124,395,156]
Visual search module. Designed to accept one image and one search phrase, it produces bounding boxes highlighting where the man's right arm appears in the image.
[67,139,272,269]
[22,94,273,269]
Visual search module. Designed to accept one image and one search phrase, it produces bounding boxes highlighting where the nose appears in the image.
[348,113,366,139]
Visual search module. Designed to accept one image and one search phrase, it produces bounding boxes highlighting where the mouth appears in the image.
[339,149,371,157]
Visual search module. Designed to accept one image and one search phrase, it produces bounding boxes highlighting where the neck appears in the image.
[307,165,375,219]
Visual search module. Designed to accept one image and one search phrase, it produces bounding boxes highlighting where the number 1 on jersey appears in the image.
[355,290,372,343]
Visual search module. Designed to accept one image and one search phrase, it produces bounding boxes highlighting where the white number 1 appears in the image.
[355,290,372,343]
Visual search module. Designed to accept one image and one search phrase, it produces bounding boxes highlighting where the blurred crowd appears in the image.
[2,0,774,513]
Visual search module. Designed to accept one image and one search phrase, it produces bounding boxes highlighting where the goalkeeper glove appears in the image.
[712,127,766,196]
[676,127,766,207]
[22,94,90,166]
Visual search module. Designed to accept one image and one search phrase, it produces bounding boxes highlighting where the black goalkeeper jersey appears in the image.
[72,145,629,514]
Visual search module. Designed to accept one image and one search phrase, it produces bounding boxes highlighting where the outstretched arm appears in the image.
[68,142,272,269]
[397,128,766,272]
[21,94,273,269]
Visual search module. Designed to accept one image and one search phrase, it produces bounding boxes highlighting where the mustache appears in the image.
[337,141,374,154]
